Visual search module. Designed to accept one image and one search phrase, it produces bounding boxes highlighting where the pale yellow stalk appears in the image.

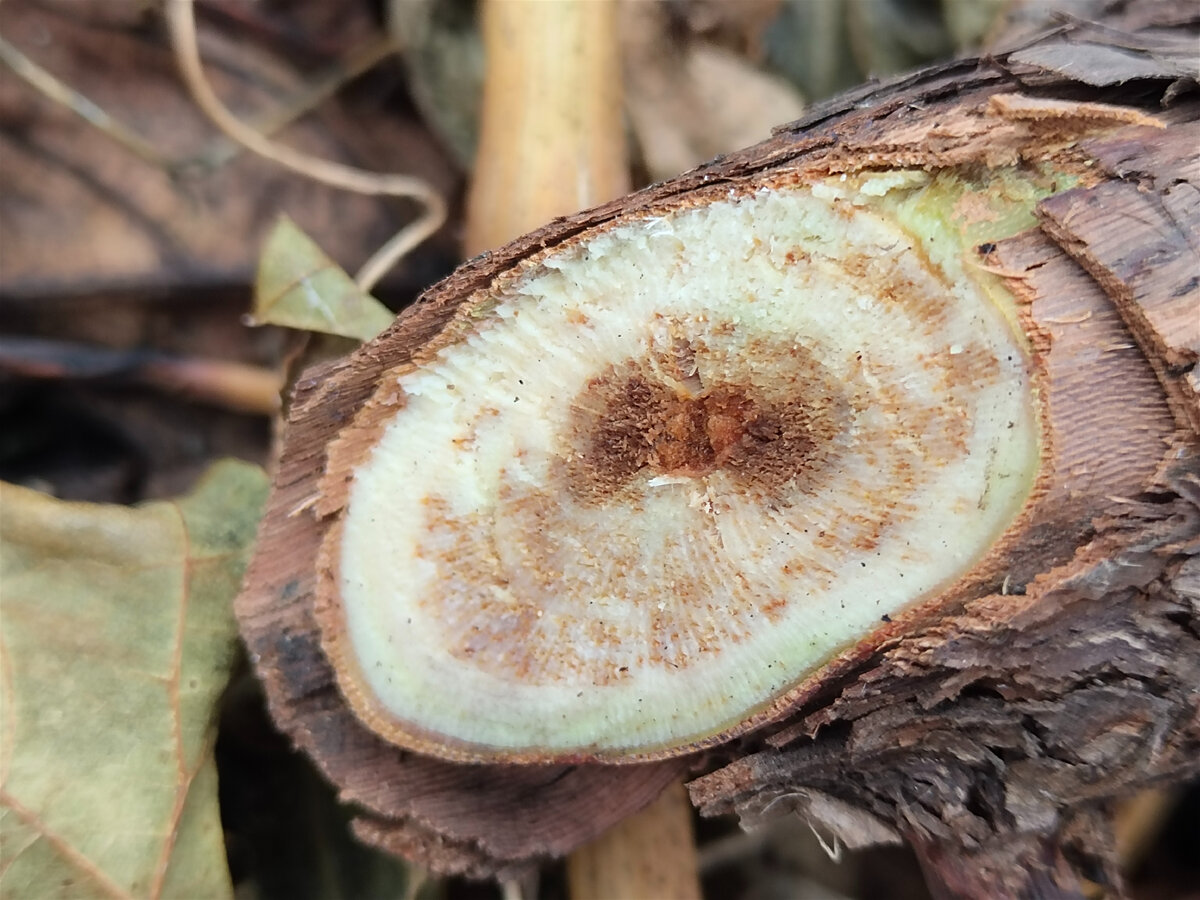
[464,0,629,256]
[463,3,696,897]
[566,781,703,900]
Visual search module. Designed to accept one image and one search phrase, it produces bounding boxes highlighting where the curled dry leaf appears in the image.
[252,217,394,342]
[238,10,1200,880]
[0,461,268,900]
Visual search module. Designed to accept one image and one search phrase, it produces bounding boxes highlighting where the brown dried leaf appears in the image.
[0,0,457,300]
[622,3,804,181]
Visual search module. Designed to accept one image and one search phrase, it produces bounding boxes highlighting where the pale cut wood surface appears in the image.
[690,229,1200,895]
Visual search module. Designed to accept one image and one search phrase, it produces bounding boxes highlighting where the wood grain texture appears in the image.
[237,4,1200,882]
[1037,121,1200,431]
[690,473,1200,896]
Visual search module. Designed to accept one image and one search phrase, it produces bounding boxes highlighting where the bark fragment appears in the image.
[1037,122,1200,430]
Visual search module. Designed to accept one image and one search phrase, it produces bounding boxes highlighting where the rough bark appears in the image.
[236,2,1199,887]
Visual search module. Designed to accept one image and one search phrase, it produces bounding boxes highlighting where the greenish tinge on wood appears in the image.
[0,461,268,900]
[854,162,1077,328]
[253,216,395,342]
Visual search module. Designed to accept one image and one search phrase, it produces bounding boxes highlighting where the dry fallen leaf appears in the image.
[621,2,805,182]
[0,0,457,301]
[386,0,483,168]
[0,460,268,899]
[252,217,394,341]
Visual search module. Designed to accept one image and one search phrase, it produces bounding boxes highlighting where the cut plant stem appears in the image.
[318,175,1040,761]
[235,12,1200,883]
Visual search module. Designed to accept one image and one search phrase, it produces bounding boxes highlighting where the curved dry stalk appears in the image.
[183,33,398,172]
[463,0,629,256]
[0,34,168,166]
[162,0,445,291]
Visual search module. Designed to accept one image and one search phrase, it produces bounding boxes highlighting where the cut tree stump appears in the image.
[236,3,1199,894]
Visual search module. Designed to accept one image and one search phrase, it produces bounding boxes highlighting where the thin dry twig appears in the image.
[0,33,170,166]
[180,33,399,173]
[0,336,283,416]
[163,0,446,292]
[2,26,408,183]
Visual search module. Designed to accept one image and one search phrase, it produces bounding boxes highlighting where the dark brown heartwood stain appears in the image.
[568,341,848,504]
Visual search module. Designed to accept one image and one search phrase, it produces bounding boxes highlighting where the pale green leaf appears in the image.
[251,216,394,341]
[0,461,269,900]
